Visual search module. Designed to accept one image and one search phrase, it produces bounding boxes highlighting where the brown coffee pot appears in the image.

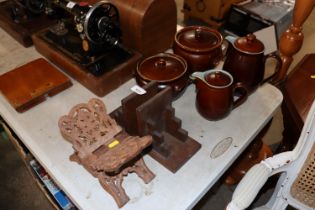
[223,34,282,92]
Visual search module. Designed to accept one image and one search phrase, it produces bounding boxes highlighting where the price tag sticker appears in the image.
[66,1,76,8]
[108,140,120,149]
[131,85,147,95]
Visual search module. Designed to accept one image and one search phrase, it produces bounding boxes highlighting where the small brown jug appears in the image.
[223,34,282,93]
[191,69,248,121]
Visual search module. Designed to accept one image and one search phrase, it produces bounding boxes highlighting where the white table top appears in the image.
[0,28,283,210]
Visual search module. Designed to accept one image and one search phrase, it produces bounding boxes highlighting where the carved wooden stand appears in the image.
[58,98,155,208]
[111,82,201,173]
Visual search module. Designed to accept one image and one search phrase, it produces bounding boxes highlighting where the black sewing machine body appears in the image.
[37,0,133,76]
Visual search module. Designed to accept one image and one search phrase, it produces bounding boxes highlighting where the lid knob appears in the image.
[194,28,202,40]
[234,33,264,53]
[246,34,256,43]
[155,59,167,69]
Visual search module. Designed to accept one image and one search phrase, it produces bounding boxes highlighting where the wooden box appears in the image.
[32,30,141,97]
[0,58,72,112]
[109,0,177,56]
[182,0,245,28]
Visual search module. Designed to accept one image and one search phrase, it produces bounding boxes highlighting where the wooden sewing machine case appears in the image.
[109,0,177,56]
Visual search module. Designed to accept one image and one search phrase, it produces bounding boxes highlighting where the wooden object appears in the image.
[0,58,72,112]
[109,0,177,56]
[278,54,315,152]
[272,0,315,85]
[58,98,155,208]
[111,82,201,173]
[32,30,141,97]
[182,0,244,28]
[273,0,314,150]
[0,0,56,47]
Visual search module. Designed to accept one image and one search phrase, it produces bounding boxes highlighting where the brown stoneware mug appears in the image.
[191,69,248,120]
[223,34,282,93]
[173,26,224,73]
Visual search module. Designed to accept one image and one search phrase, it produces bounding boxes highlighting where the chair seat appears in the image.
[283,54,315,129]
[91,134,152,172]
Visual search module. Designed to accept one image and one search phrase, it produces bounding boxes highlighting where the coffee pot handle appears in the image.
[232,82,248,109]
[222,35,236,56]
[261,52,282,84]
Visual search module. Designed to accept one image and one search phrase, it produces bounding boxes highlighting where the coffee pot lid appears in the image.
[137,53,187,82]
[234,34,264,54]
[175,26,223,52]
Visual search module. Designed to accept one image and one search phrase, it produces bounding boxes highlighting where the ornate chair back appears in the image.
[59,98,122,159]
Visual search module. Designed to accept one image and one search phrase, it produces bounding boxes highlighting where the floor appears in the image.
[0,0,315,209]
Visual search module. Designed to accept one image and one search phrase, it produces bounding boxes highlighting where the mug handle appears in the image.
[232,82,248,109]
[261,52,282,84]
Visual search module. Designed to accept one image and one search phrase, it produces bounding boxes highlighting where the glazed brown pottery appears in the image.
[223,34,282,93]
[191,69,248,120]
[136,53,189,98]
[173,26,223,73]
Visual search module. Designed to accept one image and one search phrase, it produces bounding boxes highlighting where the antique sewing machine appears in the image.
[32,0,141,96]
[0,0,59,47]
[38,0,130,76]
[32,0,177,97]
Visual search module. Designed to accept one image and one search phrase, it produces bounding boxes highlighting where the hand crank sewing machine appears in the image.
[31,0,141,96]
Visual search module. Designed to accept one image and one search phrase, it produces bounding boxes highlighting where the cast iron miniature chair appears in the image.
[226,99,315,210]
[58,98,155,208]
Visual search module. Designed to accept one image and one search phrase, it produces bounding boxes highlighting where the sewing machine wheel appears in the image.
[25,0,47,14]
[84,1,120,45]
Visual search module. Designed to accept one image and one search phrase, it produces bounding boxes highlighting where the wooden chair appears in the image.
[58,98,155,208]
[226,99,315,210]
[224,0,315,185]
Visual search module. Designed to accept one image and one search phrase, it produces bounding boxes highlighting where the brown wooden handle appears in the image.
[232,82,248,109]
[262,52,282,84]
